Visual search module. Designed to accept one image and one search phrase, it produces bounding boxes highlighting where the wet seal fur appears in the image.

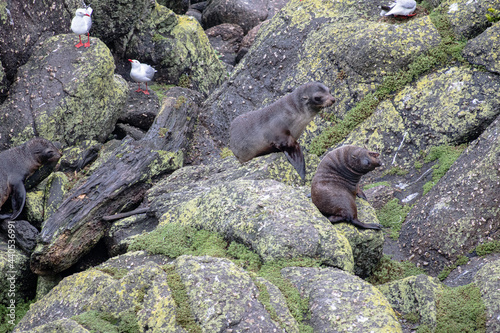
[229,82,335,179]
[311,145,382,230]
[0,138,62,221]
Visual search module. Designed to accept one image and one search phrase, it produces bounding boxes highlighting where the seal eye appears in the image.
[313,96,323,104]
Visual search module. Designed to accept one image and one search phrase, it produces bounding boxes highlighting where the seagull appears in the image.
[128,59,157,95]
[71,6,93,48]
[380,0,416,17]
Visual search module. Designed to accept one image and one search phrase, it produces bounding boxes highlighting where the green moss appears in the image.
[174,95,187,109]
[72,309,140,333]
[220,147,233,159]
[363,181,391,190]
[422,145,466,195]
[474,240,500,256]
[149,83,176,102]
[164,264,202,333]
[253,279,279,323]
[434,284,486,333]
[178,73,191,89]
[437,255,470,281]
[404,312,421,324]
[376,199,412,240]
[227,242,262,272]
[0,299,35,332]
[384,167,409,176]
[486,7,500,22]
[367,255,426,285]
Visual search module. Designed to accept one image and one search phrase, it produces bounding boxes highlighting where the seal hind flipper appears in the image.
[9,181,26,220]
[328,215,382,230]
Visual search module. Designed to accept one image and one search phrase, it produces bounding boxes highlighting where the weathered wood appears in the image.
[30,88,201,275]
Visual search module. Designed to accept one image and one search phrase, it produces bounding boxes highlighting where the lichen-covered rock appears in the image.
[473,258,500,333]
[399,116,500,275]
[444,0,500,39]
[334,199,385,278]
[340,66,500,204]
[13,269,114,332]
[0,235,37,304]
[174,255,288,332]
[201,0,268,33]
[15,318,90,333]
[153,178,354,271]
[463,22,500,75]
[378,274,445,329]
[0,34,128,148]
[282,266,402,332]
[199,0,441,147]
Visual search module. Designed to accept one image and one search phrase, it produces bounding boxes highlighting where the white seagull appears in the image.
[128,59,157,95]
[71,6,93,48]
[380,0,416,17]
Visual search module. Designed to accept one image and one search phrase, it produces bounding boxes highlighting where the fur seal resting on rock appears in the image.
[229,82,335,179]
[311,145,382,230]
[0,138,62,221]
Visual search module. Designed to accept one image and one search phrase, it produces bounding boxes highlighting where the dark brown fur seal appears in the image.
[229,82,335,179]
[0,138,62,221]
[311,145,382,230]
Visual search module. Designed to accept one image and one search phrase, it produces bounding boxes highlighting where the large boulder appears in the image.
[88,0,226,95]
[398,116,500,275]
[282,266,402,332]
[463,22,500,75]
[199,0,441,146]
[378,274,445,329]
[444,0,500,39]
[0,34,128,149]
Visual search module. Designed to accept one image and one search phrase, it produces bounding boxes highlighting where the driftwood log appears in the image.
[30,88,202,275]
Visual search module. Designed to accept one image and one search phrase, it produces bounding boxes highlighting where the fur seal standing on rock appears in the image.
[229,82,335,179]
[0,138,62,221]
[311,145,382,230]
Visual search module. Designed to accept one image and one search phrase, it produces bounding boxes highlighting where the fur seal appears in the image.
[311,145,382,230]
[229,82,335,179]
[0,138,62,221]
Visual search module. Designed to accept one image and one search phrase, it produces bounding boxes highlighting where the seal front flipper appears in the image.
[328,215,382,230]
[8,181,27,220]
[279,140,306,180]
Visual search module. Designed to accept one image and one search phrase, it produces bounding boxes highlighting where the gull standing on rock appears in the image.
[71,6,93,48]
[380,0,416,17]
[128,59,157,95]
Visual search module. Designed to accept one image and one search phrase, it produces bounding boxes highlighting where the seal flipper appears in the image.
[328,215,382,230]
[282,142,306,180]
[9,181,26,220]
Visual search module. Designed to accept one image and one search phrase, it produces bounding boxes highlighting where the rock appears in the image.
[333,199,385,278]
[0,235,37,304]
[113,123,146,141]
[0,220,38,253]
[0,34,128,149]
[399,116,500,275]
[15,252,294,332]
[282,266,402,332]
[463,22,500,75]
[340,66,500,203]
[157,0,190,14]
[205,23,244,66]
[59,141,103,172]
[445,0,500,39]
[444,253,500,287]
[149,177,354,271]
[118,86,160,132]
[236,21,264,63]
[175,255,286,331]
[473,258,500,333]
[199,1,441,148]
[378,274,445,329]
[15,318,90,333]
[0,1,69,87]
[201,0,268,34]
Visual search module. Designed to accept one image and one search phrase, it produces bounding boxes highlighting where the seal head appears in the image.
[0,138,62,221]
[229,82,335,179]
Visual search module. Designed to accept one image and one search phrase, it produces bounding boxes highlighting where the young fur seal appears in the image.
[0,138,62,221]
[229,82,335,179]
[311,145,382,230]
